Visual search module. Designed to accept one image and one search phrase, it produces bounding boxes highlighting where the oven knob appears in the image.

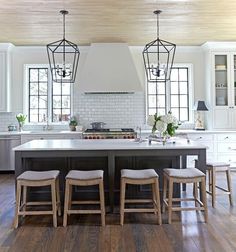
[97,136,100,139]
[127,135,130,139]
[131,135,134,139]
[84,136,88,139]
[89,136,93,139]
[123,136,127,139]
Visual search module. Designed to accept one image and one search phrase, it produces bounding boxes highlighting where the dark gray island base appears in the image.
[14,139,207,211]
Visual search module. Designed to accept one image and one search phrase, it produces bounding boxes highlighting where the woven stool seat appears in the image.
[121,169,158,179]
[17,170,59,181]
[66,170,103,180]
[207,162,230,167]
[163,168,204,179]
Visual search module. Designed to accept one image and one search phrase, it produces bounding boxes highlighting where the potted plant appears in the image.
[69,116,78,131]
[16,113,27,132]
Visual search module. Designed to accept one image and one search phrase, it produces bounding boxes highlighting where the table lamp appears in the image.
[194,100,208,130]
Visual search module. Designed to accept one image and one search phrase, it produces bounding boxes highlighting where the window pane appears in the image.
[62,109,70,121]
[53,109,61,122]
[53,96,61,108]
[180,108,188,121]
[30,69,38,82]
[157,82,165,94]
[53,82,61,95]
[148,108,156,115]
[148,95,156,107]
[171,69,178,81]
[30,96,38,108]
[171,95,179,107]
[157,95,165,107]
[30,82,38,95]
[180,95,188,107]
[179,68,188,81]
[39,69,48,81]
[62,96,70,108]
[29,109,38,122]
[157,108,166,116]
[38,109,47,122]
[179,82,188,94]
[148,82,156,94]
[171,82,178,94]
[171,108,179,119]
[62,83,71,95]
[39,83,47,95]
[39,96,47,108]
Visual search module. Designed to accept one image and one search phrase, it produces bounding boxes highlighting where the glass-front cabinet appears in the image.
[212,52,236,129]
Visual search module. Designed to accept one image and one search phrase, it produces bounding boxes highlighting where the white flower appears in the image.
[155,120,167,133]
[147,115,155,126]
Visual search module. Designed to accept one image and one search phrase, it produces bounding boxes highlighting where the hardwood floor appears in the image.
[0,173,236,252]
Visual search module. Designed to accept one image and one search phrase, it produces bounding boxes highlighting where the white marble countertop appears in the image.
[13,138,207,151]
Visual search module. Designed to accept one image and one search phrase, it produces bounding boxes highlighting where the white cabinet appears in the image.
[204,42,236,129]
[0,43,14,112]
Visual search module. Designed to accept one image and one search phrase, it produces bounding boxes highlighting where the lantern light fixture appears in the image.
[47,10,80,83]
[143,10,176,83]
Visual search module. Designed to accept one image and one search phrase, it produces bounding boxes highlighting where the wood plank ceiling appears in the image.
[0,0,235,46]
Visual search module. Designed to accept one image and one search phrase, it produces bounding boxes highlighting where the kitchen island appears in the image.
[14,138,207,211]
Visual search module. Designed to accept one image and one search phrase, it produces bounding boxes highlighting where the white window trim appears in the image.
[145,63,194,124]
[23,64,74,125]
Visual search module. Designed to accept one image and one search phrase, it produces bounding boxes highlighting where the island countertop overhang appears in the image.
[13,139,207,152]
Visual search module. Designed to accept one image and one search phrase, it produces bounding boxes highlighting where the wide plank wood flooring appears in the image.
[0,173,236,252]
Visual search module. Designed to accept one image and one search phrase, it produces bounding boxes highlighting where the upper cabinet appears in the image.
[0,43,14,112]
[203,42,236,129]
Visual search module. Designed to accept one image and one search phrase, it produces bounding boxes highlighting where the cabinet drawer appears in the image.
[216,134,236,141]
[217,142,236,153]
[217,155,236,164]
[187,134,214,142]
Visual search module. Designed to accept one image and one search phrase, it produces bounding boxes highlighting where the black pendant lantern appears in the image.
[143,10,176,83]
[47,10,80,83]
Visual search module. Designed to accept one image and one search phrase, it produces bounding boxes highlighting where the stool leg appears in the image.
[200,177,208,223]
[120,178,126,226]
[154,179,162,225]
[226,169,233,206]
[68,184,72,215]
[22,186,27,217]
[51,180,57,228]
[168,178,173,224]
[208,169,212,194]
[56,178,61,216]
[152,183,157,215]
[14,182,22,228]
[63,180,70,227]
[162,175,167,213]
[212,169,216,208]
[193,182,198,207]
[99,179,106,226]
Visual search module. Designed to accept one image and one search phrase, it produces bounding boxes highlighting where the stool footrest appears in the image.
[124,208,155,213]
[67,209,102,214]
[18,210,53,215]
[71,200,100,205]
[125,199,153,204]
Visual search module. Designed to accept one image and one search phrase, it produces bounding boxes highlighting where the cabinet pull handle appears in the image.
[225,136,229,139]
[197,137,202,140]
[228,147,232,150]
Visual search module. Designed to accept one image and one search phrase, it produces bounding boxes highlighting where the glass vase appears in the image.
[18,122,23,132]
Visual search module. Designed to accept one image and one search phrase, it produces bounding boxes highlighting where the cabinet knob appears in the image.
[225,136,229,139]
[228,147,232,150]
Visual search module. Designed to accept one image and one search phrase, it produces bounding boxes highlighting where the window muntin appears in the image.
[27,66,71,123]
[147,66,191,122]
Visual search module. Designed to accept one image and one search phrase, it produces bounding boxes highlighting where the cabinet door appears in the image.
[213,54,230,107]
[213,108,231,129]
[0,52,6,111]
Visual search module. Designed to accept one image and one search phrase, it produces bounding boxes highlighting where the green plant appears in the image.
[16,113,27,124]
[69,117,78,126]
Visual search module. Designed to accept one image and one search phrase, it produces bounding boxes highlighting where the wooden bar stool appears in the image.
[206,162,233,207]
[120,169,162,225]
[63,170,105,227]
[14,170,61,228]
[163,168,208,224]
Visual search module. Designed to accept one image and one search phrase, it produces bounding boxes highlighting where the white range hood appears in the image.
[78,43,142,93]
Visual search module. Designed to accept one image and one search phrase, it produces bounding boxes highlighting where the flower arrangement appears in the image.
[16,113,27,131]
[69,116,78,131]
[147,111,179,137]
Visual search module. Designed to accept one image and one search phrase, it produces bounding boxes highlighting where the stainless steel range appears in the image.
[82,128,137,139]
